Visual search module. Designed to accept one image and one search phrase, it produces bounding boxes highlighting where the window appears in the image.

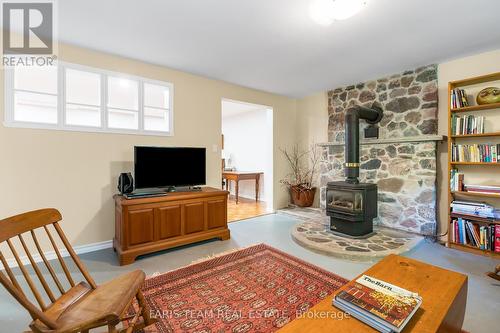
[4,62,174,136]
[144,83,170,132]
[65,68,101,127]
[13,66,58,124]
[107,76,139,130]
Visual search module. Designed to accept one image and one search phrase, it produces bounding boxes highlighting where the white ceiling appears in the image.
[222,100,268,119]
[59,0,500,97]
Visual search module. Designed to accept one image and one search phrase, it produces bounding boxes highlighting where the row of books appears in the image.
[449,170,500,196]
[333,275,422,333]
[450,88,470,109]
[449,169,464,192]
[464,184,500,195]
[451,143,499,163]
[450,200,500,219]
[451,114,485,135]
[451,218,500,252]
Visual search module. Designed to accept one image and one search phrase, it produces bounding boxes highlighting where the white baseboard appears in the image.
[3,239,113,269]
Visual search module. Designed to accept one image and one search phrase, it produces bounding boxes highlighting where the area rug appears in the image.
[136,244,348,332]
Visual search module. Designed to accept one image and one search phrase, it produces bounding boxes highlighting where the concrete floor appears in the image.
[1,213,499,332]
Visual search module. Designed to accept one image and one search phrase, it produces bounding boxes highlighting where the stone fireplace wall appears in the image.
[320,64,438,235]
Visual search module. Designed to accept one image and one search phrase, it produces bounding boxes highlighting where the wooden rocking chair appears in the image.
[0,209,157,332]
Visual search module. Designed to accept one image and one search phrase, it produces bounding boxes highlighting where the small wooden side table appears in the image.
[279,254,468,333]
[222,171,263,204]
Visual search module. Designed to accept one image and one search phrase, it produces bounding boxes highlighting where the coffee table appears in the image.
[279,254,467,332]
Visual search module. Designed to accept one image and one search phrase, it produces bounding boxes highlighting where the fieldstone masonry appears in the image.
[321,64,438,235]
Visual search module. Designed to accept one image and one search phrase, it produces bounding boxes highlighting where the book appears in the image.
[450,88,470,109]
[459,218,466,244]
[480,226,485,249]
[465,222,476,247]
[467,221,480,247]
[490,225,496,252]
[450,200,500,219]
[333,300,393,333]
[450,169,465,192]
[495,225,500,253]
[458,174,464,192]
[334,275,422,333]
[464,184,500,195]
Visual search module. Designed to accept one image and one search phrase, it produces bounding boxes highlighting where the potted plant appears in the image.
[280,144,320,207]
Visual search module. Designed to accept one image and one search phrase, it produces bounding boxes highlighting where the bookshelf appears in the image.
[450,212,500,224]
[451,162,500,166]
[447,71,500,258]
[451,101,500,113]
[451,131,500,138]
[451,191,500,199]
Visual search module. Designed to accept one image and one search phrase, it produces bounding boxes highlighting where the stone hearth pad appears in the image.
[278,207,423,261]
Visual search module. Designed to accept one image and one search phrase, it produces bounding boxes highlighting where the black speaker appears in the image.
[118,172,134,194]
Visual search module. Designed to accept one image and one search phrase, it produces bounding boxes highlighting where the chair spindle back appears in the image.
[0,209,97,330]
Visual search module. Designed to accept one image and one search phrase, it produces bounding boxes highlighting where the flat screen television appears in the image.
[134,146,206,189]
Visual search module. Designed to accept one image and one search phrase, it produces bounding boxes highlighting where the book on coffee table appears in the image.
[333,275,422,333]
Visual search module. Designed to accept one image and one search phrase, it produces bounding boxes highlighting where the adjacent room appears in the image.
[0,1,499,333]
[222,99,274,222]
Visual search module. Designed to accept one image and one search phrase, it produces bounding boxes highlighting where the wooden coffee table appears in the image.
[279,254,468,333]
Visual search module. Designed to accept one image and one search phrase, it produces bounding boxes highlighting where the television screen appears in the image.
[134,146,206,188]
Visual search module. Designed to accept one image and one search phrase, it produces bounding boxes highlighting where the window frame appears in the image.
[3,61,174,136]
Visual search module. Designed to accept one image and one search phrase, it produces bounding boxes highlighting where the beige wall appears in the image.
[437,49,500,240]
[296,91,328,146]
[296,92,328,207]
[0,43,297,250]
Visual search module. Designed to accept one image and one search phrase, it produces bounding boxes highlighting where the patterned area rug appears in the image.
[137,244,348,332]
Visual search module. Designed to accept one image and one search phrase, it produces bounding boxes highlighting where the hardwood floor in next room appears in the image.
[227,195,272,222]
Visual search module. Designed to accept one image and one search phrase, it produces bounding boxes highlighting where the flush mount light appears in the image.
[309,0,368,26]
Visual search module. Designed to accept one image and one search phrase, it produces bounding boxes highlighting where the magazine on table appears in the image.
[333,275,422,333]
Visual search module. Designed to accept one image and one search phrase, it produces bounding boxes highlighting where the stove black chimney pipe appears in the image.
[345,105,383,184]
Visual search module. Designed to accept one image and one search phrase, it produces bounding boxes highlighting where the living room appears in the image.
[0,1,499,332]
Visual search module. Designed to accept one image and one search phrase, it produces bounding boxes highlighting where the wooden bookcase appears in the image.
[447,72,500,258]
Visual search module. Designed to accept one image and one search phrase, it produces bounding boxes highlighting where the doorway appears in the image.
[221,99,273,222]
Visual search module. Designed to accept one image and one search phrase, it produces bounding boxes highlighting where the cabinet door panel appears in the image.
[157,205,182,240]
[128,209,154,246]
[184,202,205,234]
[207,199,226,229]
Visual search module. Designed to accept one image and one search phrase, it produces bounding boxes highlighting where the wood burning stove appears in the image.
[327,105,383,237]
[327,181,377,236]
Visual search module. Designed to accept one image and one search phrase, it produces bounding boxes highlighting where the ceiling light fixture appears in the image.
[309,0,368,26]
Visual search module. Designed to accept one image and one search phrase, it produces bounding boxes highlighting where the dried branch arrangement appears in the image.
[280,143,320,192]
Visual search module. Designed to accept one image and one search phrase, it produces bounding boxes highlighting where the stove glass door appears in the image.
[327,189,363,213]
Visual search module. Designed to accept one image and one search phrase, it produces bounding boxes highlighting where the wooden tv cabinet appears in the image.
[113,187,230,265]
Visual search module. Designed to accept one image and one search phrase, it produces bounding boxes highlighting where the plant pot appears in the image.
[290,186,317,207]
